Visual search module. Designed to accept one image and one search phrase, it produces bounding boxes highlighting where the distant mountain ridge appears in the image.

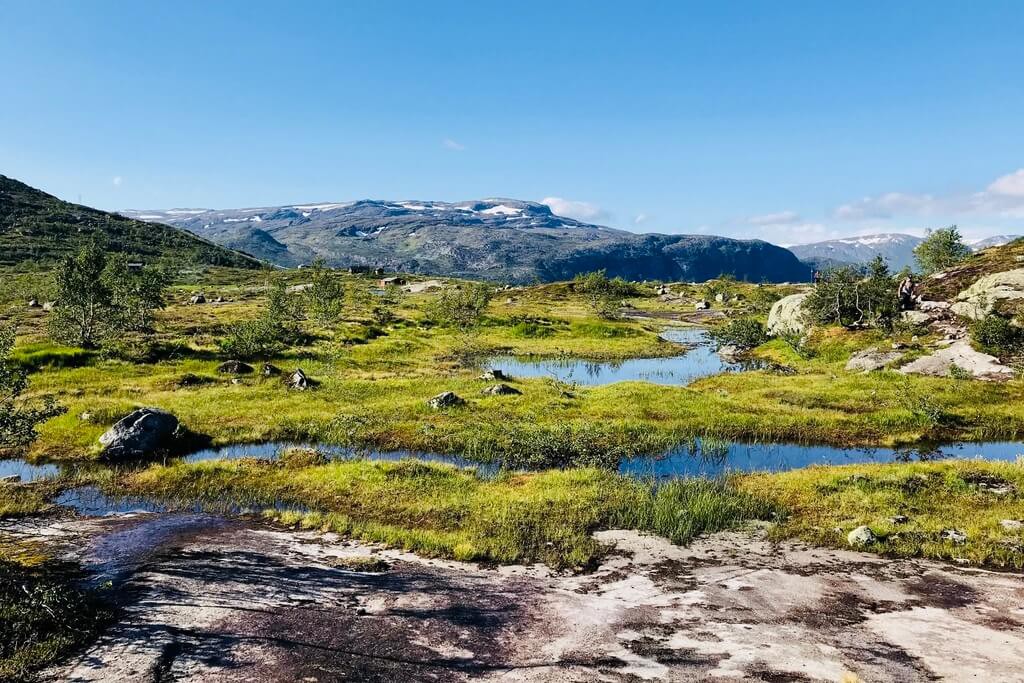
[0,175,260,270]
[123,199,812,283]
[790,232,1022,271]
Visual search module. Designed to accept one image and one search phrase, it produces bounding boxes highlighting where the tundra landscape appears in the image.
[4,3,1024,681]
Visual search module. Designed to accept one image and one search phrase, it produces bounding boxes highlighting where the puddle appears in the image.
[0,458,60,483]
[621,440,1024,478]
[484,328,756,386]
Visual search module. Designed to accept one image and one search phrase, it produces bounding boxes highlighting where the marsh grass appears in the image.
[118,458,774,568]
[737,459,1024,567]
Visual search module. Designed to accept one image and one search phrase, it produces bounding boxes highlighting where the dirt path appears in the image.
[5,513,1022,682]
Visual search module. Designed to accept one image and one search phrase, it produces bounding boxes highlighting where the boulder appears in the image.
[694,299,710,311]
[479,369,509,381]
[287,368,312,390]
[999,519,1023,531]
[888,515,910,525]
[188,293,207,305]
[767,293,810,336]
[217,360,254,375]
[717,345,742,362]
[950,268,1024,320]
[99,408,180,460]
[481,383,521,396]
[427,392,465,409]
[900,310,932,325]
[261,363,282,377]
[940,528,968,544]
[714,292,726,303]
[847,525,876,547]
[42,301,55,312]
[27,299,39,308]
[919,300,951,313]
[898,341,1014,380]
[845,347,904,373]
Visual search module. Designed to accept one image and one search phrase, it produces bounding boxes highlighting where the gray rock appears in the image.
[940,528,968,544]
[714,292,726,303]
[950,268,1024,320]
[479,369,508,381]
[188,293,206,305]
[694,299,710,311]
[847,525,876,546]
[27,298,39,308]
[900,310,932,325]
[888,515,910,525]
[42,301,56,312]
[898,341,1014,381]
[717,345,742,361]
[262,363,282,377]
[481,383,521,396]
[99,408,180,460]
[287,368,311,390]
[999,519,1023,531]
[217,360,254,375]
[845,347,904,373]
[767,293,810,336]
[427,392,465,409]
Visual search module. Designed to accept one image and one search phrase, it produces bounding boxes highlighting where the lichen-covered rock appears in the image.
[481,383,521,396]
[287,368,312,390]
[949,268,1024,320]
[847,525,876,546]
[898,341,1013,380]
[694,299,710,311]
[940,528,968,544]
[767,293,810,336]
[479,369,508,381]
[427,392,465,409]
[845,347,903,373]
[99,408,180,460]
[261,363,282,377]
[217,360,254,375]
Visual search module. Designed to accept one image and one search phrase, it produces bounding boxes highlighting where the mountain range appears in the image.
[0,175,259,270]
[789,233,1021,271]
[122,199,812,283]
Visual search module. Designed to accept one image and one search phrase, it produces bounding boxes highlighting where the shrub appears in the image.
[970,313,1024,357]
[914,225,971,275]
[303,258,345,325]
[803,256,901,329]
[426,283,493,330]
[573,270,639,319]
[216,317,283,360]
[1,325,65,450]
[708,319,769,350]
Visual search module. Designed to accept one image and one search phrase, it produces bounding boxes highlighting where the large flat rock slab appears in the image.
[6,514,1021,682]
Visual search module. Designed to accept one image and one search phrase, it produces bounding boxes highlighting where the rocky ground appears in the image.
[3,512,1022,682]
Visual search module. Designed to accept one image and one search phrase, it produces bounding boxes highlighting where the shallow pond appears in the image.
[621,440,1024,479]
[3,438,1024,518]
[484,327,748,386]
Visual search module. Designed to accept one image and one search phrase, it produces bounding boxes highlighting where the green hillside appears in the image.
[0,175,261,270]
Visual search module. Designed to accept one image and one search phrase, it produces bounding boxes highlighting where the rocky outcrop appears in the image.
[767,293,810,336]
[950,268,1024,320]
[427,392,465,409]
[99,408,180,460]
[846,347,904,373]
[481,383,521,396]
[217,360,254,375]
[898,341,1014,380]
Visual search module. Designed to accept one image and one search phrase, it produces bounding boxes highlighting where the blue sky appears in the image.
[2,1,1023,244]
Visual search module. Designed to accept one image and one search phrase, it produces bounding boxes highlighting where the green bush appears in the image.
[509,322,555,338]
[708,318,769,350]
[803,256,901,329]
[216,318,283,360]
[970,313,1024,357]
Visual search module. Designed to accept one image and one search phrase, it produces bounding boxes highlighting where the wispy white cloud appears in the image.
[541,197,608,222]
[748,210,800,226]
[634,213,650,225]
[112,176,123,187]
[832,169,1024,221]
[442,138,465,151]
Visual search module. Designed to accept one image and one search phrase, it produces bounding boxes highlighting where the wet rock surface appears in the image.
[0,515,1017,682]
[98,408,180,460]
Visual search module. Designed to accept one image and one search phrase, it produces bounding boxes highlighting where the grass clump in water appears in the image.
[119,458,775,569]
[737,459,1024,568]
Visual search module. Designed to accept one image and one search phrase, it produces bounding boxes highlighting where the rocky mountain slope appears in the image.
[789,234,924,271]
[791,233,1021,271]
[123,199,811,283]
[0,176,261,270]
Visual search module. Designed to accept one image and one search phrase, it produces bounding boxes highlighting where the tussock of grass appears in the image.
[738,460,1024,568]
[120,458,775,568]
